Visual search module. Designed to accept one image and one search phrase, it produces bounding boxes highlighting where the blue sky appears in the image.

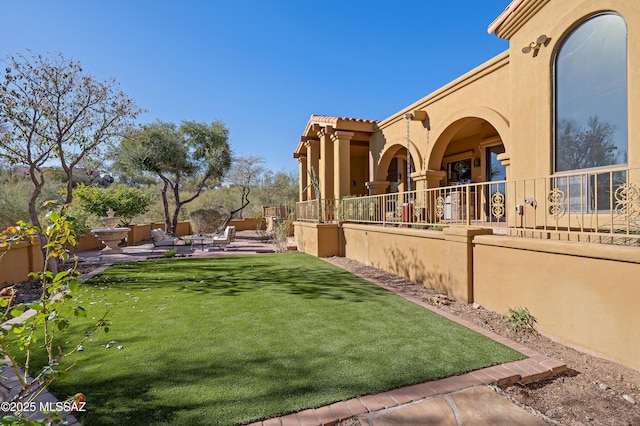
[1,1,510,174]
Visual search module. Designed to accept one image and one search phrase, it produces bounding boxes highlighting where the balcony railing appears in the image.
[295,166,640,245]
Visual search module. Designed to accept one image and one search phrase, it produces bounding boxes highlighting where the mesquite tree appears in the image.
[114,120,232,235]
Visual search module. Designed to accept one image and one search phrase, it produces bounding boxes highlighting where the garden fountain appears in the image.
[91,209,131,255]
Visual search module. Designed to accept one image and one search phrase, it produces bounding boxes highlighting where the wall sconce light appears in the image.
[522,34,550,57]
[473,158,481,167]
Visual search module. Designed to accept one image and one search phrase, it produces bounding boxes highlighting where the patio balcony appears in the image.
[295,166,640,246]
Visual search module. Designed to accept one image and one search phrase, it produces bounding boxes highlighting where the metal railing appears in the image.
[295,166,640,245]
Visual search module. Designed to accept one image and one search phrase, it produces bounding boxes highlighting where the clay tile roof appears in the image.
[309,114,379,125]
[488,0,524,34]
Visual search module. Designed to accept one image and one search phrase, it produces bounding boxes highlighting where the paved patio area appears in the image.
[74,230,278,272]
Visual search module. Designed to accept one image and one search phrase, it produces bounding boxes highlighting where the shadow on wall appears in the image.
[381,245,448,294]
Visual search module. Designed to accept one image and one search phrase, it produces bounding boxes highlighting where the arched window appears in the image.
[555,13,627,173]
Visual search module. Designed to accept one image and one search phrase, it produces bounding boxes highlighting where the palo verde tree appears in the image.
[0,50,141,269]
[114,120,232,235]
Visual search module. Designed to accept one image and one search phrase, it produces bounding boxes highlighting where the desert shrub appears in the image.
[502,306,537,332]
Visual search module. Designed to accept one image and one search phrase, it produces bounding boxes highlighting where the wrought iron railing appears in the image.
[295,166,640,244]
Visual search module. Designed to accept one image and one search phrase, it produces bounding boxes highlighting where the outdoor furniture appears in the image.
[212,226,236,251]
[150,228,179,249]
[183,235,206,252]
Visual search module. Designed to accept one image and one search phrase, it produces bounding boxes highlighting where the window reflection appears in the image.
[555,13,627,173]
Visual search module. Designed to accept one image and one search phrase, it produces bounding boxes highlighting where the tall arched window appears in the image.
[555,13,627,173]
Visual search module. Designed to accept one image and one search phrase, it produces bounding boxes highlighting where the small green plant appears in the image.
[73,183,155,226]
[502,306,537,332]
[163,248,177,258]
[0,205,112,424]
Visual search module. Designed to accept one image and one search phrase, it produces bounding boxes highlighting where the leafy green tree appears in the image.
[114,120,232,235]
[73,184,156,225]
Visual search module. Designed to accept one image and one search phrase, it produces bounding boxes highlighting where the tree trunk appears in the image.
[28,167,58,274]
[171,203,182,238]
[160,181,172,235]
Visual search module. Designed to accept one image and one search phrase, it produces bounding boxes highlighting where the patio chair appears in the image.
[212,226,236,251]
[150,228,179,250]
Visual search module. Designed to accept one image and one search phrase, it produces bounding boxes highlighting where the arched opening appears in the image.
[376,143,420,193]
[432,117,505,186]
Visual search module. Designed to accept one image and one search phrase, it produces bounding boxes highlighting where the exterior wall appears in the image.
[501,0,640,178]
[371,53,511,185]
[229,218,261,232]
[0,241,44,288]
[473,235,640,371]
[341,224,491,303]
[75,232,103,252]
[1,221,193,286]
[342,224,448,293]
[294,222,341,258]
[129,223,152,244]
[152,221,192,237]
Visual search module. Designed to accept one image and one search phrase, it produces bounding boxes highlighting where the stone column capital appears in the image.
[365,180,390,195]
[317,126,335,139]
[330,130,355,142]
[304,139,319,149]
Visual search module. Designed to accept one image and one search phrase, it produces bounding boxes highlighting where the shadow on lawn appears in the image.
[85,254,390,303]
[56,344,406,426]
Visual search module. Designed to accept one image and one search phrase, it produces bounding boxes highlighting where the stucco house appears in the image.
[292,0,640,371]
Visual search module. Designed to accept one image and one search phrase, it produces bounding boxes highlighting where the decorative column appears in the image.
[317,127,335,201]
[297,155,307,202]
[331,131,354,200]
[411,169,446,224]
[365,181,390,195]
[411,169,446,191]
[305,139,320,200]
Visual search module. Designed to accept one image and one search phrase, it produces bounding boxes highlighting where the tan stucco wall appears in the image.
[359,0,640,189]
[504,0,640,177]
[0,221,194,286]
[343,224,448,293]
[0,240,44,288]
[473,235,640,371]
[341,224,491,303]
[370,53,511,186]
[294,222,341,258]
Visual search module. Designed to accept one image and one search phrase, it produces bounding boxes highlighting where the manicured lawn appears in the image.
[36,253,524,425]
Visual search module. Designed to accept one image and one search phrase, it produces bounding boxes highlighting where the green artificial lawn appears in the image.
[32,253,524,425]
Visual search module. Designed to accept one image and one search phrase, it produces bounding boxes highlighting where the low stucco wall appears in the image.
[343,223,448,292]
[294,222,341,258]
[230,218,261,231]
[473,235,640,371]
[151,221,191,237]
[341,224,490,303]
[1,221,193,286]
[0,240,44,288]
